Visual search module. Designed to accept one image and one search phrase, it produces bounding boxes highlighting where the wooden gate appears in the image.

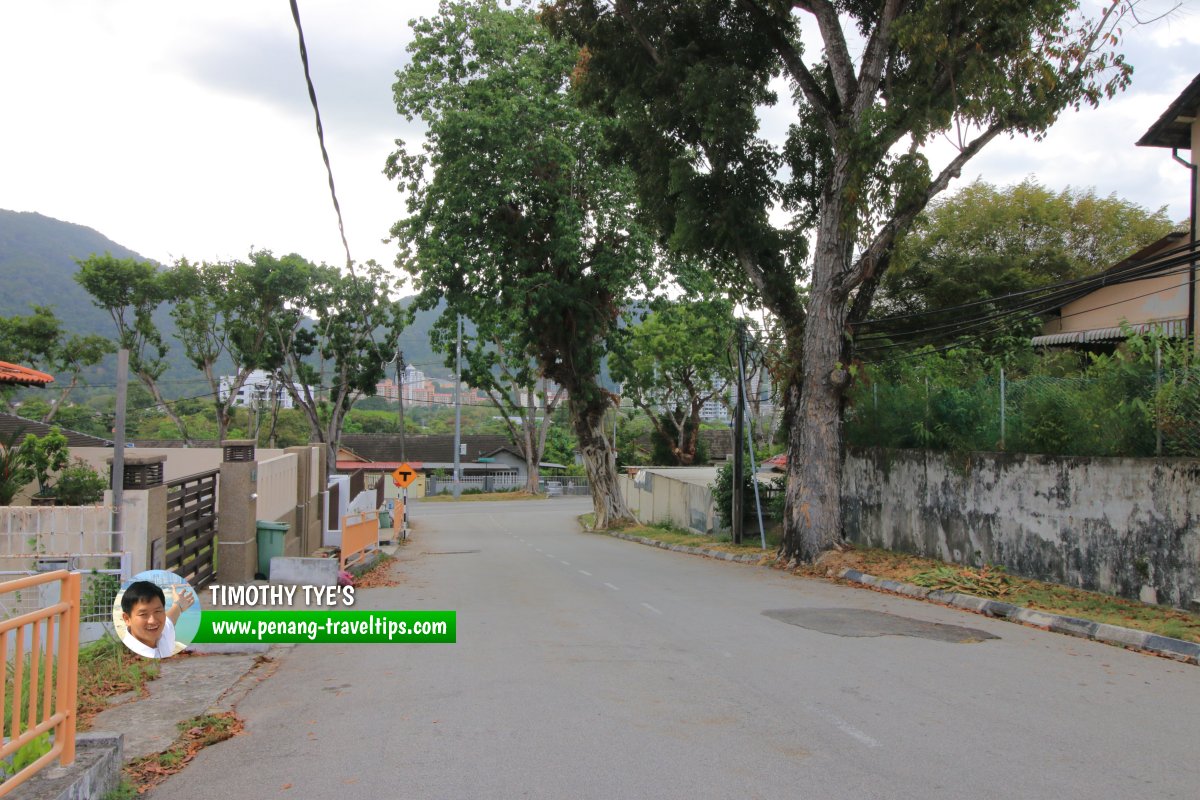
[165,469,218,588]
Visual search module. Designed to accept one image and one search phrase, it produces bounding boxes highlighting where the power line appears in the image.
[288,0,353,273]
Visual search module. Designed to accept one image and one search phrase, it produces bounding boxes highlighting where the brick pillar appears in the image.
[217,440,259,584]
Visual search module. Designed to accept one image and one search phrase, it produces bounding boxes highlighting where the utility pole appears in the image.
[732,327,745,545]
[396,345,407,462]
[738,330,766,549]
[452,316,463,499]
[111,349,128,551]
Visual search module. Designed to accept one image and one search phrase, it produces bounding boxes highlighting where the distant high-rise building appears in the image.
[219,370,303,409]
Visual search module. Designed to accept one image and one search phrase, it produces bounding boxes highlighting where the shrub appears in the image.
[55,458,107,505]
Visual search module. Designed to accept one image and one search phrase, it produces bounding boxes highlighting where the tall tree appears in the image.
[0,305,113,421]
[274,262,403,477]
[875,179,1176,319]
[548,0,1137,560]
[434,312,565,494]
[611,297,737,465]
[387,0,654,527]
[164,252,316,442]
[74,254,194,442]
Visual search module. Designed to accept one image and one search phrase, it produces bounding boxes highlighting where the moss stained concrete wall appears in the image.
[842,448,1200,609]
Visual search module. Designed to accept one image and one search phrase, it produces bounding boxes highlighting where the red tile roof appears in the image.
[0,361,54,387]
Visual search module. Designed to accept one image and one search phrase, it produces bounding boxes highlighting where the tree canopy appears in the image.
[877,179,1177,319]
[611,297,737,465]
[548,0,1139,559]
[388,0,655,526]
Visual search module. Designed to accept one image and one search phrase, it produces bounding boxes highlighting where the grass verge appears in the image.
[421,491,547,503]
[581,514,779,555]
[77,635,161,731]
[798,548,1200,643]
[124,712,243,793]
[585,516,1200,644]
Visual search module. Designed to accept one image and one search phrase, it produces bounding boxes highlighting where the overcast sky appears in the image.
[1,1,1197,289]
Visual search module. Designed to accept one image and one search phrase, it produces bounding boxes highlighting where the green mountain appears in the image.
[0,209,450,394]
[0,209,149,336]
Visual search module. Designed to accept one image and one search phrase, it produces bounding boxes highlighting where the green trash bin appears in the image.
[256,520,290,579]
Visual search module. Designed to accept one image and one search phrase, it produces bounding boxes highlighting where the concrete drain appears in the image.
[763,608,999,643]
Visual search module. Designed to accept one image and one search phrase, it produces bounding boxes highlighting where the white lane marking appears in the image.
[578,570,592,576]
[603,582,620,591]
[547,554,556,559]
[808,705,881,748]
[560,561,570,566]
[535,548,543,553]
[722,651,733,658]
[640,602,662,615]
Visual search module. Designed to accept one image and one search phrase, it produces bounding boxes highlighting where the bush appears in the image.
[711,458,754,530]
[55,458,107,505]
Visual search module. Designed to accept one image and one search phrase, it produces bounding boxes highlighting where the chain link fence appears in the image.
[846,364,1200,458]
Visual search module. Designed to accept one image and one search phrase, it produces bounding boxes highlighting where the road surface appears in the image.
[151,498,1199,799]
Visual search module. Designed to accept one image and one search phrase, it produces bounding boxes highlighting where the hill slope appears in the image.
[0,209,150,335]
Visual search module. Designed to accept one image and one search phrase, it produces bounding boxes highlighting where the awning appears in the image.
[0,361,54,387]
[1031,319,1188,347]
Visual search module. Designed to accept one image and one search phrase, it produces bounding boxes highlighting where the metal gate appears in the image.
[165,469,218,588]
[0,510,130,645]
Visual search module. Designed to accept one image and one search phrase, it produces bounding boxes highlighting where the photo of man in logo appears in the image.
[118,579,196,659]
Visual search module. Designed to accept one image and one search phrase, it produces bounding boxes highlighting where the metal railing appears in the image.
[0,570,80,797]
[538,478,590,497]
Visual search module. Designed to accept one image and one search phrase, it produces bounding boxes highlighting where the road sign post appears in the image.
[392,464,417,540]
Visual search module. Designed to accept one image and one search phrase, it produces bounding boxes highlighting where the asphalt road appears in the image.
[152,498,1199,799]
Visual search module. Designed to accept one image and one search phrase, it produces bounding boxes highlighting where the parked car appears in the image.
[545,481,563,497]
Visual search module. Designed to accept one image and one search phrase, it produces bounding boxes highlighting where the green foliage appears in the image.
[541,424,579,468]
[388,0,653,518]
[874,180,1177,352]
[549,0,1139,554]
[0,305,114,416]
[711,458,754,531]
[0,732,51,782]
[882,180,1175,317]
[648,412,707,467]
[100,780,139,800]
[0,430,34,506]
[55,458,107,505]
[80,571,122,622]
[611,296,736,466]
[846,332,1195,457]
[74,254,169,382]
[19,427,69,497]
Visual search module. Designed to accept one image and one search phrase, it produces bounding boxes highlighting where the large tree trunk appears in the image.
[523,411,539,494]
[781,284,848,561]
[569,393,633,529]
[781,193,854,562]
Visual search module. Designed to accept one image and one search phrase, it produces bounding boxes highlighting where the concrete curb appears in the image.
[16,732,124,800]
[838,568,1200,665]
[606,531,768,564]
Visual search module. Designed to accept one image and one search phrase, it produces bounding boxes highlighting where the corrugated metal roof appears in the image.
[0,412,112,447]
[1032,319,1188,347]
[0,361,54,387]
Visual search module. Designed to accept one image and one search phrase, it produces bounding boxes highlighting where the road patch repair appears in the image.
[763,607,999,642]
